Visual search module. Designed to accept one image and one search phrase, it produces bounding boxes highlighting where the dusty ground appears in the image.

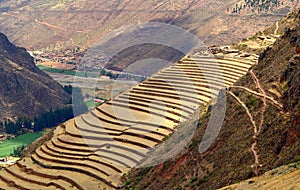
[219,162,300,190]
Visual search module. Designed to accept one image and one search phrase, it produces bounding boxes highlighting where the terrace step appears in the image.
[151,73,234,86]
[96,103,179,130]
[13,162,80,190]
[171,64,248,76]
[52,135,147,166]
[18,157,106,190]
[79,111,170,137]
[0,169,53,190]
[140,81,219,96]
[184,57,254,68]
[136,83,214,102]
[40,145,122,176]
[32,148,122,188]
[5,165,68,190]
[158,68,241,81]
[120,93,195,113]
[107,100,185,124]
[149,74,231,86]
[45,141,132,169]
[75,116,166,144]
[178,60,251,70]
[130,87,207,105]
[0,176,11,189]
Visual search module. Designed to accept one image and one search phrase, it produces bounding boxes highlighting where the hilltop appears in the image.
[0,32,70,119]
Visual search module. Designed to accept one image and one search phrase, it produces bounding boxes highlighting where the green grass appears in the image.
[0,132,44,157]
[85,99,101,110]
[37,65,99,77]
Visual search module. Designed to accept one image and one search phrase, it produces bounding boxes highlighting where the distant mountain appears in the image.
[0,0,298,51]
[0,32,70,119]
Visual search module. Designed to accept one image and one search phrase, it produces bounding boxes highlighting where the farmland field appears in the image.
[85,99,101,110]
[37,65,99,77]
[0,132,44,157]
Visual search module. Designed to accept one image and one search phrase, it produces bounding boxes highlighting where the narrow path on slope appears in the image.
[274,22,279,35]
[230,86,283,109]
[35,19,91,34]
[228,91,260,175]
[250,70,267,135]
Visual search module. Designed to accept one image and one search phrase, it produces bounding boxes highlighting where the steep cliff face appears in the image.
[0,32,71,119]
[125,9,300,190]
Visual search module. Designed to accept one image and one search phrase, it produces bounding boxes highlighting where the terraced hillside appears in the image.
[125,8,300,189]
[0,52,257,189]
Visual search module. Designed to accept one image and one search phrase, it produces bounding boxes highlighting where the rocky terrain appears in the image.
[0,32,70,119]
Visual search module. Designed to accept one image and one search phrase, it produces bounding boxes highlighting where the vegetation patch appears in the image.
[85,99,101,110]
[0,132,44,157]
[37,65,99,77]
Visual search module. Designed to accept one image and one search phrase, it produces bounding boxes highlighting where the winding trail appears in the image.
[274,22,279,35]
[228,91,259,175]
[230,86,283,109]
[251,141,259,172]
[228,91,258,134]
[249,69,268,175]
[250,70,267,135]
[229,69,274,175]
[35,19,91,34]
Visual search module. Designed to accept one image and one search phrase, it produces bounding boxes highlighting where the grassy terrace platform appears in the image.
[0,53,257,189]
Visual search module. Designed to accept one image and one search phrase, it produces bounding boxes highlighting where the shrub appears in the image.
[246,169,255,178]
[246,96,258,108]
[125,179,132,186]
[189,176,197,184]
[233,90,240,96]
[197,178,207,185]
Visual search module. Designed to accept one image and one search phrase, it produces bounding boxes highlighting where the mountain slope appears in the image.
[0,0,298,51]
[0,32,70,119]
[125,8,300,190]
[0,35,258,189]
